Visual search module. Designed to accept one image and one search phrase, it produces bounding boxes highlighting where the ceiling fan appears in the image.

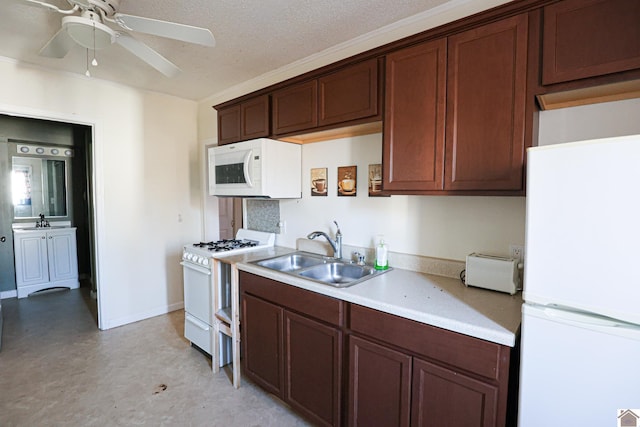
[18,0,215,77]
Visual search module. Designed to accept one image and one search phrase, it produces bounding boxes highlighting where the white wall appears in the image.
[277,134,525,261]
[538,98,640,146]
[0,58,203,329]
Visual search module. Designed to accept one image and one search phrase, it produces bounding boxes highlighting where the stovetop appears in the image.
[193,239,260,252]
[183,229,276,264]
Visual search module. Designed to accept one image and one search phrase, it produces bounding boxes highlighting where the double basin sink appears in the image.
[251,251,391,288]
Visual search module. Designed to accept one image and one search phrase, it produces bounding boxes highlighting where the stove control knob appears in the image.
[186,253,193,261]
[202,258,209,266]
[195,256,202,264]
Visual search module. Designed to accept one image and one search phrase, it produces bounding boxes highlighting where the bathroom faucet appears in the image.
[307,220,342,260]
[36,213,49,228]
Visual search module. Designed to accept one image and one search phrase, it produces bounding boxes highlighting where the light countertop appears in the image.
[219,247,523,347]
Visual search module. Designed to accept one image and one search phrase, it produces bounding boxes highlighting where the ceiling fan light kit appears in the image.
[63,13,115,50]
[18,0,215,77]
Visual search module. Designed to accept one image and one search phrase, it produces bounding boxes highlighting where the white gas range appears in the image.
[181,229,275,387]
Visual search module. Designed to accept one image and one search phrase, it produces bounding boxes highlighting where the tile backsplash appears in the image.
[246,199,280,233]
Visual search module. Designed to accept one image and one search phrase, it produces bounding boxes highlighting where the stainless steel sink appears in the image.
[298,262,377,285]
[255,252,325,272]
[251,251,390,288]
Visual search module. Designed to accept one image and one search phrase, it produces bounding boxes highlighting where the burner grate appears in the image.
[193,238,260,252]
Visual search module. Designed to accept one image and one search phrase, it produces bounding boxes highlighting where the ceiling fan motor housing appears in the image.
[87,0,121,17]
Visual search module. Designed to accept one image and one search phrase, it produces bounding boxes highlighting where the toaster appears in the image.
[465,253,521,295]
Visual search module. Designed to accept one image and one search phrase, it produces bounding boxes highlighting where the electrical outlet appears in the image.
[277,220,286,234]
[509,244,525,262]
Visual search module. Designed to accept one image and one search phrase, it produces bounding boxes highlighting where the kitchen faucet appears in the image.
[307,220,342,260]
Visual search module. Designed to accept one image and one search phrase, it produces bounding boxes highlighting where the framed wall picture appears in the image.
[368,163,386,197]
[311,167,328,196]
[337,165,357,196]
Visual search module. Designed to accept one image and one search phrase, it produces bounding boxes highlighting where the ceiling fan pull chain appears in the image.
[91,22,98,67]
[85,48,90,77]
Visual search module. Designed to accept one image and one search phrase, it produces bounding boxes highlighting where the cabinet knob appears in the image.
[0,236,5,243]
[42,236,46,239]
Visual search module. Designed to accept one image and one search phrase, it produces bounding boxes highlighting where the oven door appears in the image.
[208,145,256,196]
[182,261,212,327]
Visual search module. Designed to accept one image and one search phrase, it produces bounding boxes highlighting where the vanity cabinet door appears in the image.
[14,231,48,286]
[47,230,78,282]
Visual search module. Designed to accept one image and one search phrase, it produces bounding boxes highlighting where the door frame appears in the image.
[0,103,103,329]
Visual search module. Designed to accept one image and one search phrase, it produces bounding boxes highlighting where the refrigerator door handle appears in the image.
[536,305,640,341]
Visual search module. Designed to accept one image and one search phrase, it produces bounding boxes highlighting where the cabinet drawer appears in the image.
[240,272,345,327]
[349,304,503,380]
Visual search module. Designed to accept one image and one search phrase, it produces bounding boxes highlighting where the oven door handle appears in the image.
[180,261,211,276]
[185,313,210,331]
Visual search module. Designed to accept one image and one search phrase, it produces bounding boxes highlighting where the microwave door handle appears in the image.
[243,150,253,187]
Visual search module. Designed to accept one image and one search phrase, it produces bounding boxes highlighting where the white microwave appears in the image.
[208,138,302,198]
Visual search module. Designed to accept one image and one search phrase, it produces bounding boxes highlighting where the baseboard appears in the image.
[100,301,184,330]
[0,289,17,299]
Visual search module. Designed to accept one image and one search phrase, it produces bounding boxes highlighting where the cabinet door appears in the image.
[542,0,640,85]
[14,232,48,286]
[272,80,318,135]
[242,293,284,398]
[241,95,270,140]
[217,104,241,145]
[412,358,498,427]
[445,14,528,191]
[47,231,78,282]
[319,59,379,127]
[285,311,342,427]
[383,39,447,192]
[348,335,412,427]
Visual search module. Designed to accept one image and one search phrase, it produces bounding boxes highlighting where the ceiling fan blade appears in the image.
[115,33,181,77]
[17,0,78,14]
[39,28,75,58]
[16,0,62,12]
[113,13,215,47]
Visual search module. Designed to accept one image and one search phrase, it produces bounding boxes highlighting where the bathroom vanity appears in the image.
[13,226,79,298]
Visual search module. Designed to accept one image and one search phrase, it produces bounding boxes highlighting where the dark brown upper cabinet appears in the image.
[383,13,529,194]
[272,59,380,137]
[383,39,447,192]
[542,0,640,85]
[445,13,529,192]
[216,94,270,145]
[318,59,379,127]
[272,80,319,135]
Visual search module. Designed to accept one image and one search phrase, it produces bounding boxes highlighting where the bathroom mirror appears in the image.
[12,156,68,218]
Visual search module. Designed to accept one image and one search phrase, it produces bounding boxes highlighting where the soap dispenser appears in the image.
[374,235,389,270]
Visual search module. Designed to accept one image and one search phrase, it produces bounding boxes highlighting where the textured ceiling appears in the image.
[0,0,456,101]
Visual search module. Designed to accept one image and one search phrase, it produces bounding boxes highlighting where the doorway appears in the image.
[218,198,243,240]
[0,114,97,325]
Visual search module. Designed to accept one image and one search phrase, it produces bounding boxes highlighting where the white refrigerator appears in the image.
[518,135,640,426]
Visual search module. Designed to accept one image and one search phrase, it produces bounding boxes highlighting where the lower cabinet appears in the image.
[240,272,515,427]
[348,335,412,427]
[13,228,79,298]
[241,272,343,427]
[411,358,498,427]
[348,304,512,427]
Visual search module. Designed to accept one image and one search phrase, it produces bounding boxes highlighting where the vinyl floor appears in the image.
[0,288,310,427]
